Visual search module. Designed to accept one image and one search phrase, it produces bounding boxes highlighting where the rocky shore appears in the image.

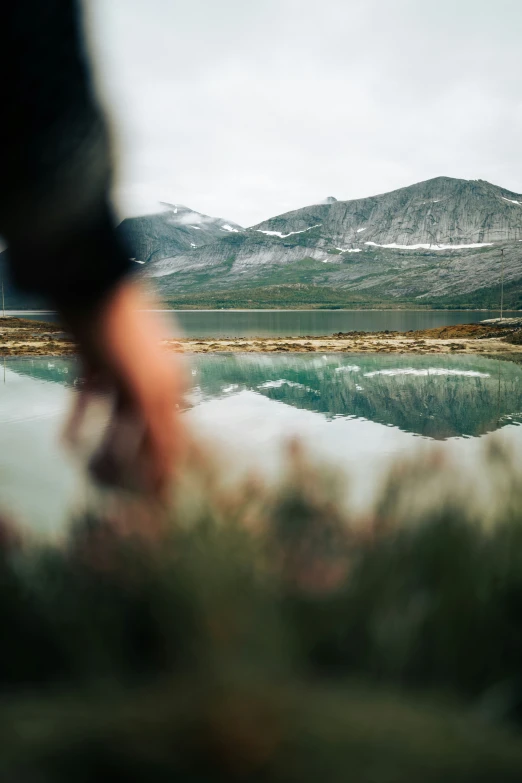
[2,317,522,356]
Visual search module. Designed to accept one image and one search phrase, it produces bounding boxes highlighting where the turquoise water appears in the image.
[1,354,522,532]
[188,353,522,439]
[5,309,518,337]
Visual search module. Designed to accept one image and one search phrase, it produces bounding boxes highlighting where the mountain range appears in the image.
[2,176,522,309]
[118,176,522,309]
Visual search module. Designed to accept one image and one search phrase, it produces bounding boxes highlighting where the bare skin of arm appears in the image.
[63,279,186,495]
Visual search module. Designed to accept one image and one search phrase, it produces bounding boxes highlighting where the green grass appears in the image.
[164,284,414,310]
[427,278,522,310]
[163,280,522,312]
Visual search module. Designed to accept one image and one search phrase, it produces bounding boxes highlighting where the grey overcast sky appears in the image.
[87,0,522,226]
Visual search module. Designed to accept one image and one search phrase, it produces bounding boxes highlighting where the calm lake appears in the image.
[1,352,522,533]
[6,309,518,337]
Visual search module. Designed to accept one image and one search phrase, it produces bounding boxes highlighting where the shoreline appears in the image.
[1,317,522,357]
[3,307,522,314]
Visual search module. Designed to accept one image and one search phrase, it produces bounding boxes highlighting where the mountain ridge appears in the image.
[136,176,522,307]
[251,176,522,247]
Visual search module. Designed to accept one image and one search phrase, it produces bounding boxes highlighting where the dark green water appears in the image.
[5,309,518,337]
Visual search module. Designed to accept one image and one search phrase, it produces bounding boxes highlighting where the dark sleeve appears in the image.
[0,0,134,309]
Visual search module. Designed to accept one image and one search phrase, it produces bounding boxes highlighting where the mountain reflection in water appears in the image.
[6,353,522,440]
[188,354,522,440]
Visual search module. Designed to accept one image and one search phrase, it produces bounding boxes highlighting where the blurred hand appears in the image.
[63,280,186,495]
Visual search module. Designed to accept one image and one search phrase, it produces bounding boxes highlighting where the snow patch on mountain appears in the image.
[256,224,321,239]
[365,241,494,251]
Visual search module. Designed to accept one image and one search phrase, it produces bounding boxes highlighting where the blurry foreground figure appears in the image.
[0,1,185,493]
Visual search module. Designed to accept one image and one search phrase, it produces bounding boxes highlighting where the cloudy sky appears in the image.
[87,0,522,226]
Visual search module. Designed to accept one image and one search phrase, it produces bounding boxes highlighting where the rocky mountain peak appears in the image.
[251,176,522,247]
[117,204,244,263]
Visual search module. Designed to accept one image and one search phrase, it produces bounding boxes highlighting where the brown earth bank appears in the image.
[2,317,522,357]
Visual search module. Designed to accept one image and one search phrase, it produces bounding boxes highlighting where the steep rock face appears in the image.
[253,177,522,247]
[150,230,328,279]
[140,178,522,279]
[117,203,244,263]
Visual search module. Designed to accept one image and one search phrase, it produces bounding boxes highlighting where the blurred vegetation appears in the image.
[3,441,522,779]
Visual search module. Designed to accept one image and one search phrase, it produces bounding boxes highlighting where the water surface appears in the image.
[169,309,516,337]
[5,309,518,338]
[2,353,522,533]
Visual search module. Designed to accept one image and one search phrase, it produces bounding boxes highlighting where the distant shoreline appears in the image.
[2,317,522,358]
[3,307,522,315]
